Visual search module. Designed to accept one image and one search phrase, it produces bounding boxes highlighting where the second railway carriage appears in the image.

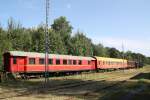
[95,57,128,69]
[3,51,96,73]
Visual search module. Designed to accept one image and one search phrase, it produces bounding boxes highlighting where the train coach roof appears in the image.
[95,56,127,62]
[7,51,95,60]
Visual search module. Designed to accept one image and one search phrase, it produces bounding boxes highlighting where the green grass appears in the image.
[0,65,150,100]
[101,75,150,100]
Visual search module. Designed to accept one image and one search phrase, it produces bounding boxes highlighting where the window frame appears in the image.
[99,61,101,65]
[56,59,60,65]
[68,60,72,65]
[29,58,35,64]
[39,58,45,65]
[63,59,67,65]
[103,61,105,65]
[73,60,76,65]
[88,61,91,65]
[78,60,82,65]
[48,59,53,65]
[13,57,17,64]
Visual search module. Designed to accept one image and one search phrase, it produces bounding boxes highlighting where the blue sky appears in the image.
[0,0,150,56]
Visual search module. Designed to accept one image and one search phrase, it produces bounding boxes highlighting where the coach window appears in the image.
[63,59,67,65]
[114,62,115,65]
[108,61,110,65]
[79,60,82,65]
[29,58,35,64]
[39,58,45,64]
[106,61,108,65]
[48,59,53,65]
[73,60,76,65]
[56,59,60,65]
[13,57,17,64]
[88,61,91,65]
[68,60,72,65]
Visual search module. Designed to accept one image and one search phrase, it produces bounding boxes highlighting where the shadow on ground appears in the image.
[0,73,150,100]
[130,73,150,80]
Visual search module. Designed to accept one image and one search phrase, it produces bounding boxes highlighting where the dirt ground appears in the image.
[0,66,150,100]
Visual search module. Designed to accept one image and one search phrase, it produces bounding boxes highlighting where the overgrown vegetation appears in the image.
[0,16,150,69]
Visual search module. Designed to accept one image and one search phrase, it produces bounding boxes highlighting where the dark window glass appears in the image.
[88,61,90,65]
[48,59,53,64]
[68,60,72,65]
[103,61,105,65]
[117,62,119,65]
[106,61,108,64]
[56,59,60,65]
[29,58,35,64]
[79,60,82,65]
[63,59,67,65]
[39,58,45,64]
[73,60,76,65]
[109,62,111,65]
[13,57,17,64]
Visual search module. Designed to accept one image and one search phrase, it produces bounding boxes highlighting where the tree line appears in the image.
[0,16,150,69]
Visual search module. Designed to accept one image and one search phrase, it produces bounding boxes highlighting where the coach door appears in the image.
[91,60,96,70]
[17,57,25,72]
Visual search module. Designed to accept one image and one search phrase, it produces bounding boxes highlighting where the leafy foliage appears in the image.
[70,32,93,56]
[0,16,149,70]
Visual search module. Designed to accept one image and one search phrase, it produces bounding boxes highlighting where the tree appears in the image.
[106,47,121,58]
[51,16,73,54]
[7,18,25,50]
[21,29,32,51]
[0,28,12,70]
[125,51,133,60]
[93,43,108,57]
[48,30,67,54]
[70,32,93,56]
[51,16,72,40]
[0,17,150,67]
[31,25,45,53]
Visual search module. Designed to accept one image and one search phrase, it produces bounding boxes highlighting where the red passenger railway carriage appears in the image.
[3,51,96,73]
[3,51,141,78]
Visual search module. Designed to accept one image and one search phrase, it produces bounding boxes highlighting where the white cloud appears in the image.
[92,36,150,56]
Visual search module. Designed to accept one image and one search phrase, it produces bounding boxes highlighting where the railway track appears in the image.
[45,71,139,92]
